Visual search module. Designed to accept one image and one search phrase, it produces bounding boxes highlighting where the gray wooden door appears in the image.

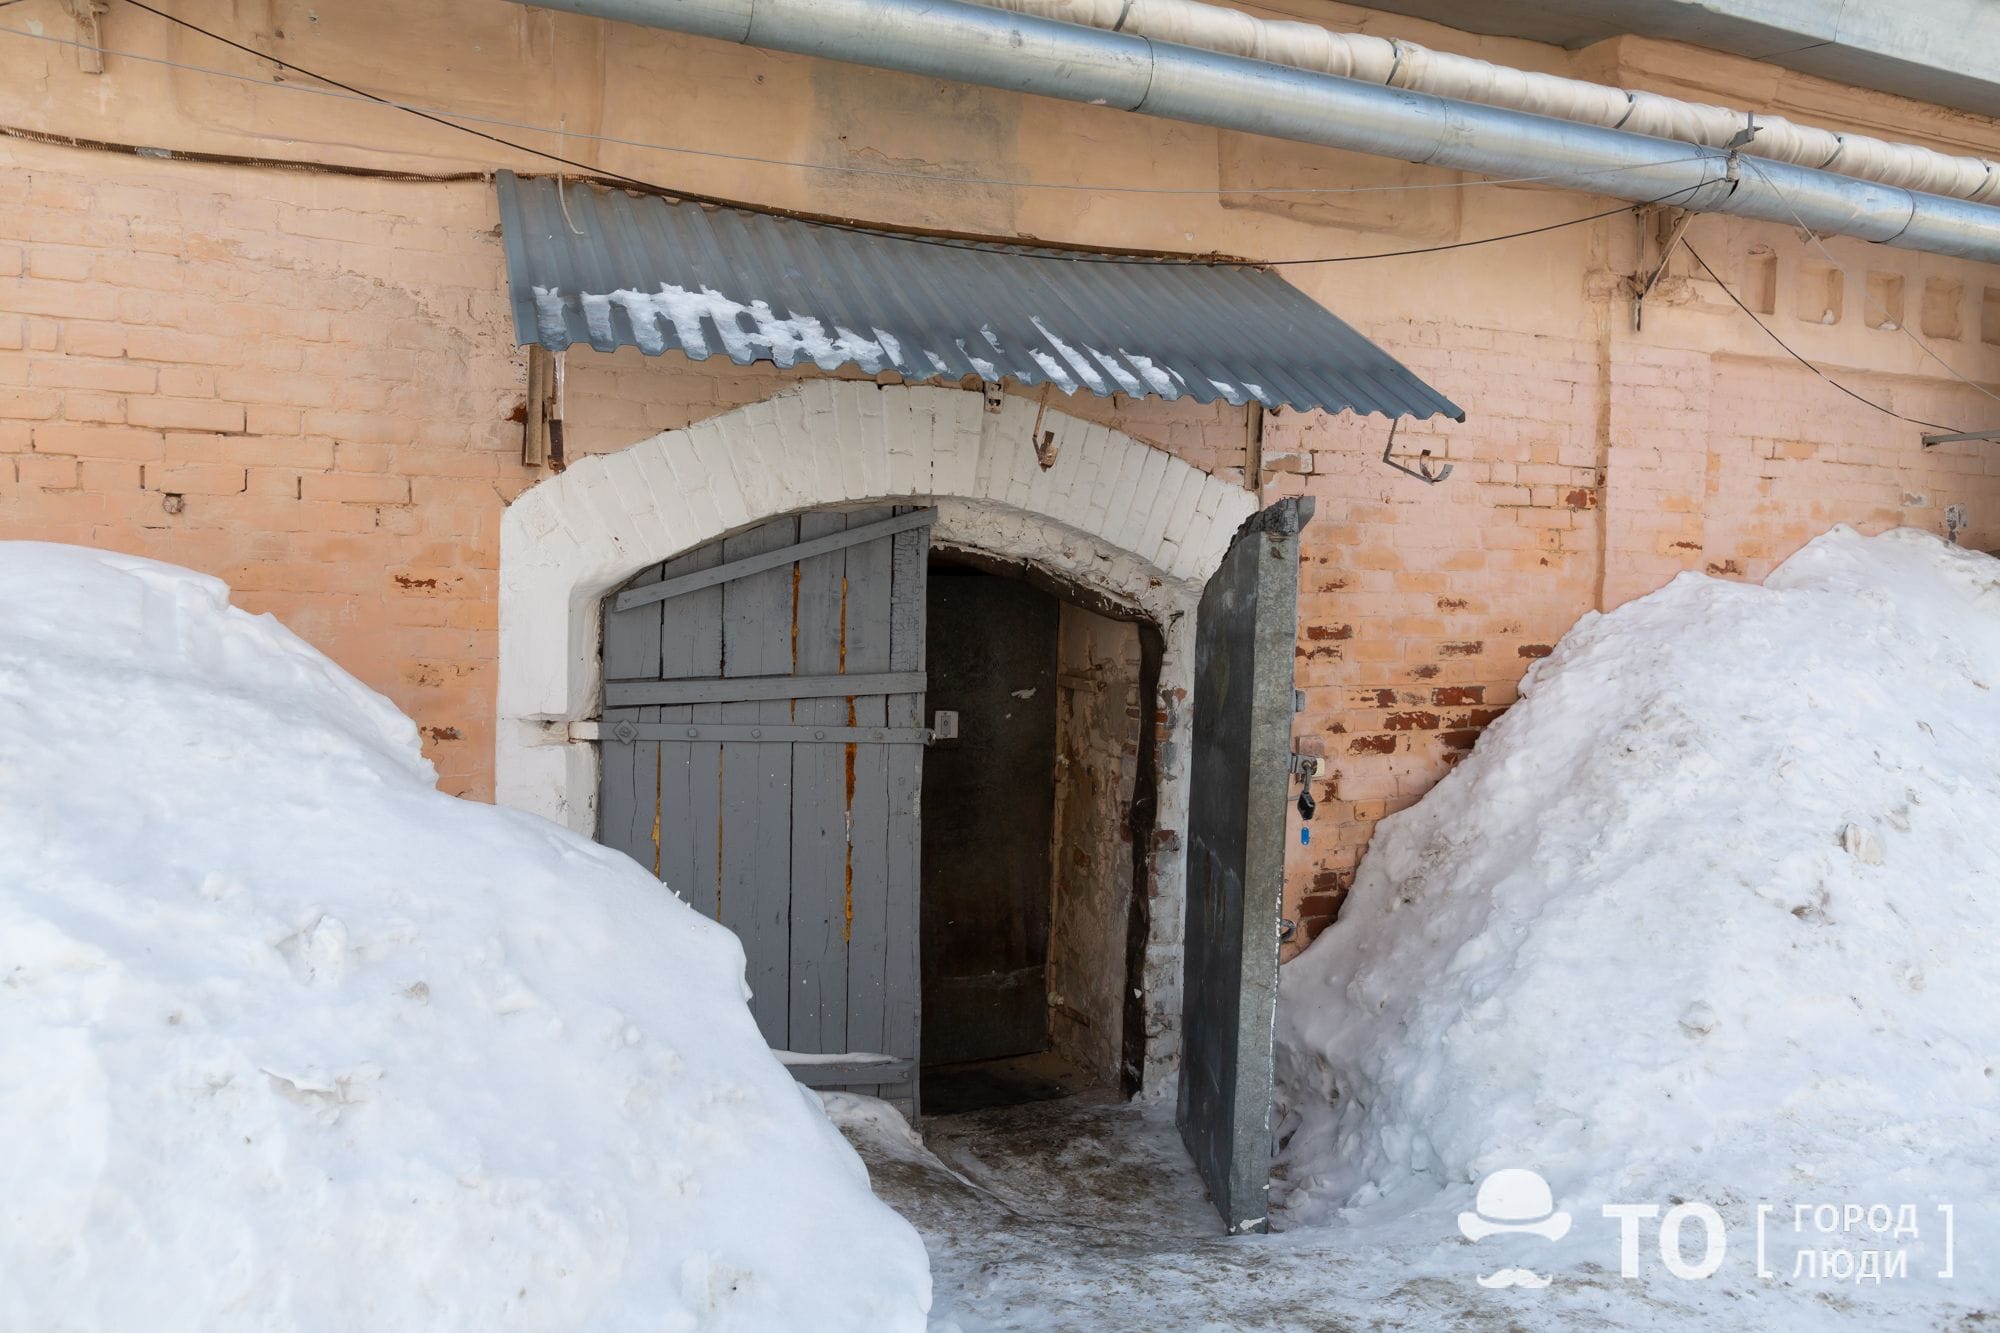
[596,506,930,1100]
[1177,496,1313,1235]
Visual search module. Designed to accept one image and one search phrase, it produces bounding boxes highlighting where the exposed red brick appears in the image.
[1432,685,1484,706]
[1307,868,1353,897]
[1445,708,1506,728]
[1384,710,1440,730]
[1518,643,1555,659]
[1440,640,1484,657]
[1305,623,1354,641]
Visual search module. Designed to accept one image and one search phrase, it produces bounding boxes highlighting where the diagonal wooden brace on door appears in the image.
[613,509,937,612]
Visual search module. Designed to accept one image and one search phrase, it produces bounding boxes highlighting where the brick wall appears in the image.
[11,134,2000,954]
[1,143,523,796]
[1264,318,2000,944]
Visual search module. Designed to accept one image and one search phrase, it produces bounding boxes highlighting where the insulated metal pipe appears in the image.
[511,0,2000,265]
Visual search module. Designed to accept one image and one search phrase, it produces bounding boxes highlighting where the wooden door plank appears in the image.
[719,515,798,1048]
[598,556,663,870]
[784,1057,917,1089]
[656,544,724,904]
[883,519,928,1082]
[605,671,927,707]
[614,508,937,611]
[790,510,850,1052]
[843,513,895,1060]
[578,722,930,744]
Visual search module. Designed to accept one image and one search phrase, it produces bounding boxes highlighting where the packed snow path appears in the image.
[830,1092,1737,1331]
[842,525,2000,1332]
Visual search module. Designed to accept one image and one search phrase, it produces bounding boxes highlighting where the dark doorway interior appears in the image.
[921,557,1153,1115]
[921,565,1059,1072]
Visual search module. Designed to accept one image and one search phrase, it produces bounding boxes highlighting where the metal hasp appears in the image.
[1178,494,1314,1235]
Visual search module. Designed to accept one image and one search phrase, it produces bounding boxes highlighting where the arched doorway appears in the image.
[499,379,1308,1230]
[495,380,1257,1102]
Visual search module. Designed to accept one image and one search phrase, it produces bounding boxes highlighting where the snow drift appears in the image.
[0,544,929,1331]
[1274,526,2000,1265]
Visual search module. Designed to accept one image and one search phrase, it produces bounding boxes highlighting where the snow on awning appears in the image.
[494,172,1463,420]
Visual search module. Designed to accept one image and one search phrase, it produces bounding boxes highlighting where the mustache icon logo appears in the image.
[1460,1169,1570,1292]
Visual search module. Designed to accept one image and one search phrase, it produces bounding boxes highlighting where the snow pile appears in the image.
[1274,526,2000,1278]
[0,544,929,1331]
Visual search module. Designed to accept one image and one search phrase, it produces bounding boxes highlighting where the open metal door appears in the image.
[592,506,930,1107]
[1178,495,1313,1235]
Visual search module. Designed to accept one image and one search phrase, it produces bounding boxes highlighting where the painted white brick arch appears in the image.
[495,377,1257,1091]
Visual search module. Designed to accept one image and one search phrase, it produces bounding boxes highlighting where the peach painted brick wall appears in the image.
[1267,325,2000,945]
[0,145,526,796]
[11,137,2000,951]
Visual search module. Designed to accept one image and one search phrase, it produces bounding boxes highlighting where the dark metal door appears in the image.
[1177,496,1313,1235]
[919,568,1059,1067]
[595,506,930,1103]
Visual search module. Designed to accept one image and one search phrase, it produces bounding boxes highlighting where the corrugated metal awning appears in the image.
[495,172,1463,420]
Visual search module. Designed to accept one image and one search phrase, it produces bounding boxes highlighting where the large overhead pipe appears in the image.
[975,0,2000,206]
[507,0,2000,266]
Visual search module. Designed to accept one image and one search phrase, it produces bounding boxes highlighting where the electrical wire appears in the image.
[1736,154,2000,416]
[10,2,1708,268]
[1682,240,1965,433]
[29,6,1974,433]
[0,21,1718,200]
[1262,186,1710,264]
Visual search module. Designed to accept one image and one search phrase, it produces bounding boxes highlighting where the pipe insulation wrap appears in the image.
[981,0,2000,204]
[511,0,2000,264]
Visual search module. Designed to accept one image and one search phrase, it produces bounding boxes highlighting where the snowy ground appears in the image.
[0,544,928,1331]
[840,525,2000,1332]
[831,1091,1747,1331]
[9,526,1999,1330]
[1273,526,2000,1324]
